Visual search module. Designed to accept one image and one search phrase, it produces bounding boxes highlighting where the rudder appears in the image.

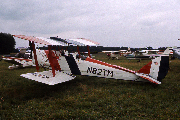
[157,56,169,81]
[149,56,169,82]
[137,56,169,83]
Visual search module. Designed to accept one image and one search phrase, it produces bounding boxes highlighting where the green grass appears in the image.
[0,54,180,119]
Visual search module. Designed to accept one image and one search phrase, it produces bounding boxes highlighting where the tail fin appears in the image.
[137,55,169,83]
[163,48,172,55]
[150,56,169,81]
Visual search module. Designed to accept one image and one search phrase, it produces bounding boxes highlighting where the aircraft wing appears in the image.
[13,35,99,46]
[13,35,64,46]
[20,70,76,85]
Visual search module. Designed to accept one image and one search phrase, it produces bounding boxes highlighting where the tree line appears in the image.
[0,33,16,54]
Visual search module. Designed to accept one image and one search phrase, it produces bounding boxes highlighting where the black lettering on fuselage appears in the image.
[92,68,97,74]
[87,67,113,77]
[108,70,113,77]
[87,67,93,73]
[97,69,102,75]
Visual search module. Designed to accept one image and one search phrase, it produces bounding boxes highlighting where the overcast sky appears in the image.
[1,0,180,48]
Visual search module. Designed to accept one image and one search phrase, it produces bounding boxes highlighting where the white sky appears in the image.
[1,0,180,48]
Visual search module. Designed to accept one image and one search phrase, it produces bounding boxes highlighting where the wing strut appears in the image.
[29,41,33,58]
[32,41,39,72]
[87,45,91,58]
[77,45,81,58]
[48,45,56,77]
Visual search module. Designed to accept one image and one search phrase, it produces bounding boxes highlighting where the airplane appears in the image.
[103,50,131,60]
[4,35,170,85]
[125,50,158,60]
[125,49,172,61]
[2,47,35,69]
[106,51,122,60]
[171,39,180,59]
[172,46,180,59]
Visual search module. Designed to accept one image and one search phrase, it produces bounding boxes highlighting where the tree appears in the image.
[0,33,16,54]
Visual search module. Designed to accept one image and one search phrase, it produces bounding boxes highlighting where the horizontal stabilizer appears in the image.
[20,70,76,85]
[135,73,161,84]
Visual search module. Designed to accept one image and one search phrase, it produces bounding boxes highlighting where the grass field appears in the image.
[0,53,180,119]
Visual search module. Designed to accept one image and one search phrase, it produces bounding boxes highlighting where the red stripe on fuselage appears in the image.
[85,57,136,74]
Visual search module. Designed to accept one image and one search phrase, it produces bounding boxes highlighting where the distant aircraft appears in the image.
[103,50,131,60]
[125,49,172,61]
[106,51,122,60]
[2,48,35,69]
[3,35,170,85]
[172,46,180,59]
[172,39,180,59]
